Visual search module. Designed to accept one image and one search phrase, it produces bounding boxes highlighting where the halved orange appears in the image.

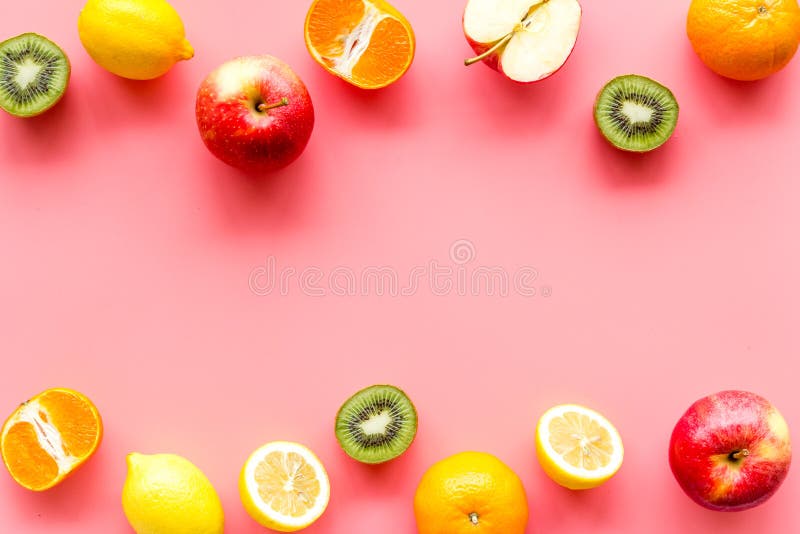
[1,388,103,491]
[304,0,415,89]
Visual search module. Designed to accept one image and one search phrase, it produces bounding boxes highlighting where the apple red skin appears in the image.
[462,4,582,84]
[196,55,314,173]
[669,391,792,511]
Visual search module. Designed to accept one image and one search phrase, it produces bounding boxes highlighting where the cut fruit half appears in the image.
[463,0,582,83]
[304,0,415,89]
[335,384,417,464]
[535,404,624,490]
[239,441,331,532]
[0,33,70,117]
[1,388,103,491]
[594,74,679,152]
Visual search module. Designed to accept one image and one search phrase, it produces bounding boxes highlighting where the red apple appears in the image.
[196,55,314,173]
[463,0,582,83]
[669,390,792,511]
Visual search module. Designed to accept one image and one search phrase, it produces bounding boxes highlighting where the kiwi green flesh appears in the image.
[0,33,70,118]
[335,385,418,464]
[594,75,678,152]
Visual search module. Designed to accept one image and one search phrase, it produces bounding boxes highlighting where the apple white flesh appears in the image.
[669,391,792,511]
[464,0,582,83]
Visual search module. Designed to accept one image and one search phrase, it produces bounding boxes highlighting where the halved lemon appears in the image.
[239,441,331,532]
[304,0,415,89]
[535,404,624,490]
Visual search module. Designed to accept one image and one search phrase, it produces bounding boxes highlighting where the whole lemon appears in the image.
[122,453,224,534]
[78,0,194,80]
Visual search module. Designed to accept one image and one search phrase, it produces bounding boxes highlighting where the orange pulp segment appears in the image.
[305,0,415,89]
[1,388,103,491]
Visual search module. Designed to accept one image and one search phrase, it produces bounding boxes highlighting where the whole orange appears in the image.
[687,0,800,80]
[413,451,529,534]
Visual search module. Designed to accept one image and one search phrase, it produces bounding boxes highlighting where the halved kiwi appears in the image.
[594,74,678,152]
[0,33,70,118]
[335,384,417,464]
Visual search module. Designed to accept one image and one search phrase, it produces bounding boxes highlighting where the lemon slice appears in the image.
[239,441,330,532]
[535,404,624,490]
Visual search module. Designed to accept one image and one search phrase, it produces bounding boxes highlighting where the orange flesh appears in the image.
[350,17,413,87]
[305,0,414,89]
[39,390,100,457]
[1,389,102,490]
[306,0,367,59]
[3,423,60,487]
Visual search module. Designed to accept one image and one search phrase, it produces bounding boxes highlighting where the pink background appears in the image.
[1,0,798,532]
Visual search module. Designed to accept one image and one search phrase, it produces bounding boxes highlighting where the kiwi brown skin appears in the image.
[335,384,418,465]
[0,33,71,118]
[593,74,679,153]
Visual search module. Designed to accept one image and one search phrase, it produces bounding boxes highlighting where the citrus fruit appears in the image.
[535,403,624,490]
[413,451,529,534]
[687,0,800,81]
[78,0,194,80]
[239,441,331,532]
[1,388,102,491]
[122,453,224,534]
[304,0,415,89]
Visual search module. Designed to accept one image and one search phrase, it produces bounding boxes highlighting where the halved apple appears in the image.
[463,0,582,83]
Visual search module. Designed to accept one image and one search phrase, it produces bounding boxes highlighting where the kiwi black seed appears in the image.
[594,74,679,152]
[0,33,70,118]
[335,384,418,464]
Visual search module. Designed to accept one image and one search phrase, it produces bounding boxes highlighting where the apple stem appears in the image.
[464,32,514,67]
[730,449,750,461]
[257,97,290,112]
